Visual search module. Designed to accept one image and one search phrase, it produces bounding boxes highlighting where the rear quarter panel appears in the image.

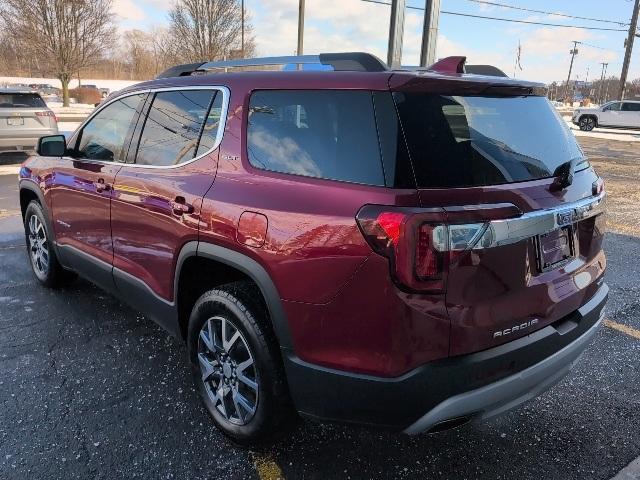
[198,80,451,375]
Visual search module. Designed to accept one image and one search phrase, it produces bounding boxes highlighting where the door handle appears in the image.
[94,178,110,193]
[170,196,194,216]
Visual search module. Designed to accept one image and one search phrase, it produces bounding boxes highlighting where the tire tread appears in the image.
[187,280,293,445]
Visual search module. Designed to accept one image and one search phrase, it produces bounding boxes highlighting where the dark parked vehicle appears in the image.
[18,53,608,444]
[28,83,62,96]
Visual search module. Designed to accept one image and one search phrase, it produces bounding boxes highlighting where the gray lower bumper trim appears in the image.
[404,315,603,435]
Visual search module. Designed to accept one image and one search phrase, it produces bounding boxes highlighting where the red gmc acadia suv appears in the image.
[18,53,608,444]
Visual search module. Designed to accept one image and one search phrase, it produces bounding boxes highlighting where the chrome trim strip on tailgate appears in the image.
[488,192,606,248]
[433,192,606,251]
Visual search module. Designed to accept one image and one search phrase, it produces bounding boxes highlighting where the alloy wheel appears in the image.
[28,214,49,278]
[580,117,595,131]
[197,315,258,425]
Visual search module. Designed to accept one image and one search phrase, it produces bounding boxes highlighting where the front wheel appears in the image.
[578,115,596,131]
[187,282,293,445]
[23,201,76,287]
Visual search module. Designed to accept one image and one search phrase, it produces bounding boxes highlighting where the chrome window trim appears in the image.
[433,192,606,252]
[65,85,230,170]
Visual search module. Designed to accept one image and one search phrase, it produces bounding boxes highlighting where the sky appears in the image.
[112,0,639,84]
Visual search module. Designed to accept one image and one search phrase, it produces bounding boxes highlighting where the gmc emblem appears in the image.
[556,209,575,226]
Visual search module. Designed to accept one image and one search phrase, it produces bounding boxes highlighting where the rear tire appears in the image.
[187,281,293,445]
[578,115,596,131]
[23,201,76,288]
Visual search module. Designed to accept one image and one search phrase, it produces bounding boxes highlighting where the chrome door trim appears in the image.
[64,85,231,170]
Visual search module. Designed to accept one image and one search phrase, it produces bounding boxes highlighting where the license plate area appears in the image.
[7,117,24,126]
[536,225,575,272]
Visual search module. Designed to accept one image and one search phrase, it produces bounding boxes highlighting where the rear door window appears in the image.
[0,93,46,108]
[195,91,224,157]
[622,102,640,112]
[135,89,217,166]
[392,93,585,188]
[247,90,386,186]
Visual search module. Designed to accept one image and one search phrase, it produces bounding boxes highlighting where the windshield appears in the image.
[393,93,586,188]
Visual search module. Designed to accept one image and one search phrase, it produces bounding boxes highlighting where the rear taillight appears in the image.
[36,110,57,122]
[357,205,509,293]
[377,212,404,248]
[415,224,442,280]
[356,205,447,292]
[592,177,604,196]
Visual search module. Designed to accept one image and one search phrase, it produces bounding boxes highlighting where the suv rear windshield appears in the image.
[393,93,585,188]
[0,93,47,108]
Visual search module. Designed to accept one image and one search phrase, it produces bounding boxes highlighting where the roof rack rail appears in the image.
[198,52,389,73]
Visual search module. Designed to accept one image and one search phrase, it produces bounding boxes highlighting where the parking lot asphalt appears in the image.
[1,137,639,480]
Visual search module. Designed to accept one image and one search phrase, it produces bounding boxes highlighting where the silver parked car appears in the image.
[0,88,59,152]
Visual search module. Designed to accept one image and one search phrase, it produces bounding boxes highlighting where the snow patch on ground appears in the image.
[565,120,640,142]
[59,122,83,137]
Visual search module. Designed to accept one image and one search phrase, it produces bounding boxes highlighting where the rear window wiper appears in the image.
[550,157,584,191]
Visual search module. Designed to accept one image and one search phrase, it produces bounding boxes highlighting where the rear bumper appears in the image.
[283,282,608,432]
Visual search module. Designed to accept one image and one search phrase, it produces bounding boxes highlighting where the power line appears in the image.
[360,0,630,32]
[579,42,619,53]
[456,0,628,26]
[441,11,629,32]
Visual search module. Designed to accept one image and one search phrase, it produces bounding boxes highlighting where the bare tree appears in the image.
[0,0,116,106]
[122,29,156,79]
[168,0,255,63]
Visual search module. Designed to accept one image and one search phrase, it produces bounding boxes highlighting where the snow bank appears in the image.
[0,76,143,93]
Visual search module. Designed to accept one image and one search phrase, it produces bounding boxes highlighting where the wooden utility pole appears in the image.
[387,0,406,68]
[297,0,305,55]
[619,0,640,100]
[564,41,579,103]
[598,62,608,104]
[419,0,440,67]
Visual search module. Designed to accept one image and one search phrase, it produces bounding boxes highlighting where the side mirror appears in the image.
[37,134,67,157]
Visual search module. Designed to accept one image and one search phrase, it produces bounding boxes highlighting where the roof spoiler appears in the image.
[406,56,508,78]
[428,56,467,74]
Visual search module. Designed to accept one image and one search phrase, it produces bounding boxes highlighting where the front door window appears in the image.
[76,94,145,161]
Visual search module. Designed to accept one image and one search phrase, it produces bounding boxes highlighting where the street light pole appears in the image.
[387,0,406,68]
[564,41,580,103]
[241,0,245,57]
[419,0,440,67]
[297,0,305,55]
[619,0,640,100]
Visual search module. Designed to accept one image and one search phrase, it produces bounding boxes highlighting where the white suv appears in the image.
[573,100,640,131]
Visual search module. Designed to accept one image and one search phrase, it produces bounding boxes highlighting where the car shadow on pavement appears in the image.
[1,233,639,479]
